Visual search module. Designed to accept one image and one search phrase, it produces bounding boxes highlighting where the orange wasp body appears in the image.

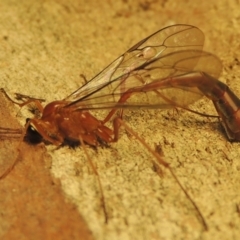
[17,24,239,146]
[3,24,240,145]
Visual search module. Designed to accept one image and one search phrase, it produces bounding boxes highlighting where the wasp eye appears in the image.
[30,125,36,132]
[24,123,43,144]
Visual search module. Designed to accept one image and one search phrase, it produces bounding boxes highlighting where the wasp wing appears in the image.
[63,25,222,111]
[64,24,204,104]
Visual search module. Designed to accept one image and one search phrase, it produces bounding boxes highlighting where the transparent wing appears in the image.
[64,24,204,102]
[63,24,221,111]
